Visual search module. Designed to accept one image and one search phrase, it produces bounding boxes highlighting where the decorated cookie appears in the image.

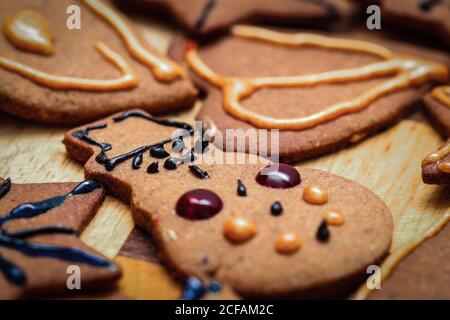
[116,0,356,37]
[422,86,450,184]
[63,110,393,298]
[422,138,450,184]
[0,0,196,125]
[423,86,450,137]
[380,0,450,47]
[169,25,449,162]
[0,178,120,299]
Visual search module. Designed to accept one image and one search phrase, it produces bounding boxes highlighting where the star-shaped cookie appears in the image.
[116,0,356,36]
[0,178,121,299]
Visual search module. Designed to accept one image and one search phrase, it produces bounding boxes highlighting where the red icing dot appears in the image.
[255,164,301,189]
[176,189,223,220]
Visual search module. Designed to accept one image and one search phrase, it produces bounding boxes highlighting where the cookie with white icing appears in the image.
[63,109,393,298]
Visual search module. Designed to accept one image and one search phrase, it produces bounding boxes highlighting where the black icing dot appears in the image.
[316,220,330,242]
[237,179,247,196]
[150,145,170,159]
[164,157,179,170]
[147,161,159,174]
[270,201,283,216]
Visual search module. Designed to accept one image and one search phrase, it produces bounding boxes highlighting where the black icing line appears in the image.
[194,0,217,30]
[0,178,11,199]
[0,180,114,286]
[73,111,196,172]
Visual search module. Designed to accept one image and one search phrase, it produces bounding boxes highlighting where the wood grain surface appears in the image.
[0,15,448,300]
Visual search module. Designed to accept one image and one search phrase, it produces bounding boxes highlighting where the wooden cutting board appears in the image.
[0,17,448,300]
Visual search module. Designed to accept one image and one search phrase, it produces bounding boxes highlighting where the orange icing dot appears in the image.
[223,217,257,243]
[323,210,346,226]
[422,141,450,174]
[3,9,54,55]
[275,233,302,254]
[185,25,448,131]
[437,161,450,173]
[302,185,329,205]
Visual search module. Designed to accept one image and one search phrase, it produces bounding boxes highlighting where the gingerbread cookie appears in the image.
[116,0,356,37]
[422,86,450,184]
[169,26,449,162]
[64,110,393,298]
[380,0,450,47]
[0,178,121,299]
[0,0,196,125]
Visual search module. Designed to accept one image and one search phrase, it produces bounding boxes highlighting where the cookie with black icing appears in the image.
[380,0,450,47]
[63,109,393,298]
[169,25,449,163]
[0,178,121,299]
[0,0,196,125]
[115,0,356,37]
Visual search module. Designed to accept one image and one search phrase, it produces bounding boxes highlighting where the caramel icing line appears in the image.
[422,141,450,173]
[83,0,186,82]
[185,25,448,131]
[354,210,450,300]
[0,42,138,90]
[431,85,450,108]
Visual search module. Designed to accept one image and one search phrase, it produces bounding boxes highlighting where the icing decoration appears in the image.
[132,153,143,169]
[0,0,186,91]
[3,10,54,55]
[270,201,283,216]
[0,180,116,286]
[83,0,185,83]
[419,0,442,11]
[185,25,448,130]
[0,41,138,90]
[195,0,217,30]
[316,219,330,241]
[182,277,205,300]
[302,184,328,205]
[223,217,257,243]
[150,145,170,159]
[181,276,222,300]
[237,179,247,196]
[164,138,210,171]
[323,210,345,226]
[193,0,338,31]
[422,141,450,174]
[0,178,11,199]
[422,87,450,173]
[189,165,209,179]
[431,86,450,109]
[72,110,196,171]
[255,163,301,189]
[176,189,223,220]
[147,161,159,174]
[275,232,301,254]
[172,137,185,153]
